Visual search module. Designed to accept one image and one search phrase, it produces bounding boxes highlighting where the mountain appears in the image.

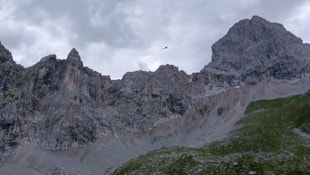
[0,16,309,175]
[201,15,310,85]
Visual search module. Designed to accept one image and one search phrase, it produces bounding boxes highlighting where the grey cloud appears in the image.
[12,0,140,48]
[254,0,303,20]
[0,30,24,48]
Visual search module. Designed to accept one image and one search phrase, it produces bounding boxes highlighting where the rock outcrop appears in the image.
[0,16,310,161]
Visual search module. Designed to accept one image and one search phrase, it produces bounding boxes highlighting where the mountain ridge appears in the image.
[0,15,310,174]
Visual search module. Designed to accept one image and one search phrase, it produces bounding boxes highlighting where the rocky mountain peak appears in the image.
[227,15,302,44]
[67,48,83,66]
[202,15,310,85]
[155,64,180,75]
[0,41,14,64]
[38,54,57,64]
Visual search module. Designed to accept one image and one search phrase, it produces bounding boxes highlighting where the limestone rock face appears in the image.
[0,16,310,160]
[0,49,193,158]
[201,16,310,85]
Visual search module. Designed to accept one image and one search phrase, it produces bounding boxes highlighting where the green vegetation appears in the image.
[217,107,224,116]
[196,104,208,116]
[113,91,310,175]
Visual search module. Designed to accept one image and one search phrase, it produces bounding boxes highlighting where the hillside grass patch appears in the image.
[113,91,310,175]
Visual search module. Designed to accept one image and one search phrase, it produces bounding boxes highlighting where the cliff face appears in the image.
[0,16,310,160]
[0,47,193,157]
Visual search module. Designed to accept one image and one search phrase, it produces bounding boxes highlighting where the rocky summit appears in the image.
[201,15,310,85]
[0,16,310,175]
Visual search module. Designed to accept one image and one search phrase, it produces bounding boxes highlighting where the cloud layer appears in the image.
[0,0,309,79]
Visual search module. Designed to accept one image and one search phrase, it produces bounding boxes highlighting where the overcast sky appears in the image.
[0,0,309,79]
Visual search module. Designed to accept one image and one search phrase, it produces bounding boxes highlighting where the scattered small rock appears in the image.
[248,171,257,175]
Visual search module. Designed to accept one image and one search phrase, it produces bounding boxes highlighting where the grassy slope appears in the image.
[112,91,310,175]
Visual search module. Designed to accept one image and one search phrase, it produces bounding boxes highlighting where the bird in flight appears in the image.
[162,46,168,50]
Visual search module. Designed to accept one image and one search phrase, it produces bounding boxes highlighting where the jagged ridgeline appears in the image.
[0,15,310,174]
